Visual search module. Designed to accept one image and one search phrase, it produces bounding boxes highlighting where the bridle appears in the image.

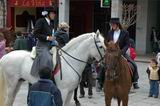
[105,49,121,81]
[57,33,105,81]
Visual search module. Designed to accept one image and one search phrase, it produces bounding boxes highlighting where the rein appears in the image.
[57,46,92,64]
[105,51,121,81]
[56,34,104,81]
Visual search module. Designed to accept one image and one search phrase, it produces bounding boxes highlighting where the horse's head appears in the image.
[104,41,122,80]
[88,30,105,62]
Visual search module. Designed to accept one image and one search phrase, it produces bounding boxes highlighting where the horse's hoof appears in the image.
[133,83,140,89]
[88,95,92,99]
[75,102,81,106]
[79,94,84,98]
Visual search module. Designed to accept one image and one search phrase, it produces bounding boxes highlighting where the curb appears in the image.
[135,59,150,63]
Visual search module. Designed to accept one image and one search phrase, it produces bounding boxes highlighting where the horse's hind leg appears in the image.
[12,80,24,101]
[5,79,23,106]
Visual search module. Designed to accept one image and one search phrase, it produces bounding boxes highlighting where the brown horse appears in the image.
[104,41,132,106]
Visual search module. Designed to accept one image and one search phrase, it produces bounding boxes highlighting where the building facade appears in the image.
[0,0,6,28]
[1,0,159,54]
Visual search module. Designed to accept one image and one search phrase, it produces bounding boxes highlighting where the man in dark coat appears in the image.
[31,6,57,77]
[150,27,159,53]
[104,18,140,89]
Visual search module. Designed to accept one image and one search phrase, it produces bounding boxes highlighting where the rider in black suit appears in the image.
[31,6,57,78]
[106,27,130,55]
[105,18,140,89]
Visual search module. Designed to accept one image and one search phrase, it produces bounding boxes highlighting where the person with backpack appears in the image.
[27,67,63,106]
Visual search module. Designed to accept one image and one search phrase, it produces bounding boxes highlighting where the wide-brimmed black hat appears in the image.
[110,18,120,24]
[44,6,56,13]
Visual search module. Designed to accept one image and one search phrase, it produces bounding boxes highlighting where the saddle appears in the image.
[122,56,134,78]
[30,46,61,76]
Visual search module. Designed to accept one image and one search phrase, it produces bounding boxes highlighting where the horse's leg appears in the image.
[65,90,74,106]
[117,97,121,106]
[5,79,21,106]
[74,87,81,106]
[104,96,112,106]
[61,90,69,106]
[122,96,128,106]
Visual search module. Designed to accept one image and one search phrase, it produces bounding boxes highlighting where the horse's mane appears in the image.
[62,33,95,51]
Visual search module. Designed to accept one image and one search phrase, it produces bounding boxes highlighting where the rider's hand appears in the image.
[55,41,59,46]
[47,36,55,41]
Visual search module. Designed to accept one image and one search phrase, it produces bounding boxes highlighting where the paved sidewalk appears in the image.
[135,54,155,63]
[13,61,160,106]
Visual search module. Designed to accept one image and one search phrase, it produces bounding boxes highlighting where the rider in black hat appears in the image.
[31,6,58,78]
[99,18,140,89]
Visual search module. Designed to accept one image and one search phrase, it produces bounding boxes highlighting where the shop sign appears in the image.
[10,0,52,7]
[101,0,110,8]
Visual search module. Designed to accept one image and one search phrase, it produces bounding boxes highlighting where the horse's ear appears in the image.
[96,29,100,37]
[104,39,108,47]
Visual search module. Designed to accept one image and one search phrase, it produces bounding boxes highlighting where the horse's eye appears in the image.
[99,46,103,48]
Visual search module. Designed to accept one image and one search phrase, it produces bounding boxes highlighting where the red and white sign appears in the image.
[9,0,52,7]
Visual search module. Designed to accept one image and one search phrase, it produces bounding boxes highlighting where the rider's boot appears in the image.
[133,82,139,89]
[132,71,140,89]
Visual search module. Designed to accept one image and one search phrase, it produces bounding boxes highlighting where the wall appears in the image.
[146,0,158,53]
[157,1,160,29]
[14,7,36,32]
[136,0,159,54]
[70,1,94,38]
[0,1,5,28]
[136,0,148,54]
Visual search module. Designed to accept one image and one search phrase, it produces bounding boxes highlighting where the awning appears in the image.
[9,0,52,7]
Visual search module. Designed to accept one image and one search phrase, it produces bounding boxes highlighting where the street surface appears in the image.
[13,62,160,106]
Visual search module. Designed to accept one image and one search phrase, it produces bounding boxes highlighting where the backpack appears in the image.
[28,81,56,106]
[127,47,136,60]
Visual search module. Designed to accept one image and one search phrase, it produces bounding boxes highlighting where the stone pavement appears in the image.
[13,55,160,106]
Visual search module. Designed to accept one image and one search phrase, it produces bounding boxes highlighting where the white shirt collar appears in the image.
[115,29,120,33]
[45,17,50,25]
[113,29,121,43]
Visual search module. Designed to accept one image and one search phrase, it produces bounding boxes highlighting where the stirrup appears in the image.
[30,46,36,59]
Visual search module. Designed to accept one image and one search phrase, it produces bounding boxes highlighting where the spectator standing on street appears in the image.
[79,60,93,99]
[146,58,160,98]
[27,67,63,106]
[0,33,6,59]
[150,27,159,54]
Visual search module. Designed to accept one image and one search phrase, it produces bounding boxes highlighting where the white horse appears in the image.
[0,32,105,106]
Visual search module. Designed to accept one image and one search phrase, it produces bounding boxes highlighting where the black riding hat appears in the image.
[44,6,56,13]
[110,18,120,24]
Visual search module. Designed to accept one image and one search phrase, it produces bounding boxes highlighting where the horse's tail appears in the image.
[0,66,6,106]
